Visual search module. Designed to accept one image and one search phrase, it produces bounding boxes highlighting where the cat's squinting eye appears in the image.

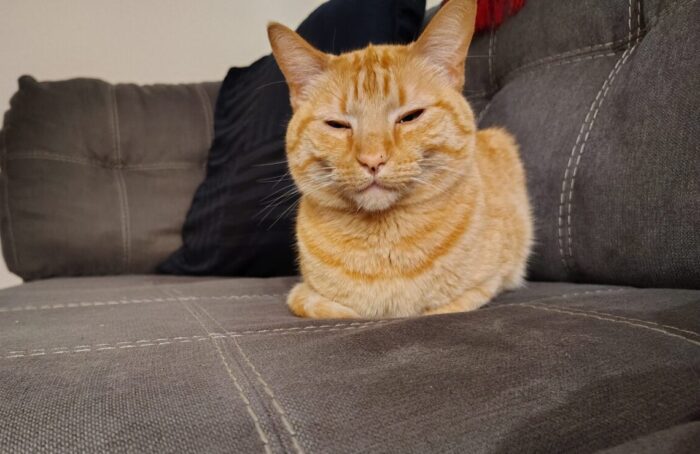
[398,109,425,124]
[325,120,351,129]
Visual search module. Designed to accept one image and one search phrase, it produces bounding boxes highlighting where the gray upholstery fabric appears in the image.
[600,422,700,454]
[1,276,698,452]
[466,0,700,288]
[0,77,220,280]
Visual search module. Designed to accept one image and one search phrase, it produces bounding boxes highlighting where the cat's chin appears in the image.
[352,185,401,212]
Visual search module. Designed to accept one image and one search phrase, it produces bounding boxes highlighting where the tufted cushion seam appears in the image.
[559,45,639,273]
[499,0,695,84]
[109,86,131,271]
[4,150,205,171]
[194,84,214,151]
[635,0,642,45]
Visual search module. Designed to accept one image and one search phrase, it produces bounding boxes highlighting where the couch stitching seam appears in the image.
[232,337,305,454]
[4,288,680,358]
[537,52,618,73]
[556,45,635,272]
[502,0,694,82]
[503,47,623,83]
[7,304,698,356]
[0,287,627,321]
[5,151,203,170]
[0,293,286,312]
[196,302,304,454]
[510,41,622,75]
[109,86,130,271]
[557,109,598,271]
[195,84,214,147]
[0,288,626,314]
[180,301,273,454]
[529,304,700,338]
[6,289,697,355]
[473,289,629,314]
[114,174,130,270]
[565,45,637,262]
[518,303,700,347]
[1,321,389,359]
[482,289,628,311]
[628,0,633,44]
[0,131,19,269]
[3,336,206,358]
[636,0,642,45]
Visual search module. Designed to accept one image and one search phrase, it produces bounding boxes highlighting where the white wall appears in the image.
[0,0,330,111]
[0,0,439,289]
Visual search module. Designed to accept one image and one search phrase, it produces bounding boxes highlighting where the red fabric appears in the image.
[441,0,526,32]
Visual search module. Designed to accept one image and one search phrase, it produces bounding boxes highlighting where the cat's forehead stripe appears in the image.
[382,71,391,97]
[346,47,398,104]
[339,86,347,113]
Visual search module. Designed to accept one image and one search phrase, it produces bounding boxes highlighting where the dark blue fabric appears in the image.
[160,0,426,277]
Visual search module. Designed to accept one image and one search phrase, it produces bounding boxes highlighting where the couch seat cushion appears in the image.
[1,276,698,452]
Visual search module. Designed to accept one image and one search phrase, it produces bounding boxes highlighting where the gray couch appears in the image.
[1,1,699,452]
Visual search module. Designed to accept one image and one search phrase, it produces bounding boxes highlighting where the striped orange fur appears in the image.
[268,0,533,319]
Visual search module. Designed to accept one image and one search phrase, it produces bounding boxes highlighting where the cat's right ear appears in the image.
[267,23,329,110]
[411,0,477,90]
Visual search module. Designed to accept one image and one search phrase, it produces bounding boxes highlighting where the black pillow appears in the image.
[160,0,426,277]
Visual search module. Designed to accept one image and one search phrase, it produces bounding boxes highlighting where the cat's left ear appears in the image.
[411,0,477,89]
[268,22,329,110]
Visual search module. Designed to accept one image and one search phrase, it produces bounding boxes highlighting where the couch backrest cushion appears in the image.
[465,0,699,288]
[0,76,218,280]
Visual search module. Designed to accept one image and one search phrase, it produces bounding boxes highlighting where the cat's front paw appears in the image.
[287,283,362,319]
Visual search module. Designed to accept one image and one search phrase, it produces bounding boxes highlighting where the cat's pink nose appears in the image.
[357,152,386,175]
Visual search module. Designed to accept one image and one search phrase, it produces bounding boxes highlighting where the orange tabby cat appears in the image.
[268,0,532,319]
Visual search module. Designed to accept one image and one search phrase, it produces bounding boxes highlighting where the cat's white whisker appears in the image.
[252,159,289,167]
[266,203,298,230]
[259,190,299,214]
[269,170,294,191]
[253,80,288,92]
[255,190,299,223]
[267,190,315,230]
[261,181,300,200]
[257,173,292,184]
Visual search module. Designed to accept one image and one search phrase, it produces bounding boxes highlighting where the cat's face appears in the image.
[269,0,477,212]
[282,46,477,212]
